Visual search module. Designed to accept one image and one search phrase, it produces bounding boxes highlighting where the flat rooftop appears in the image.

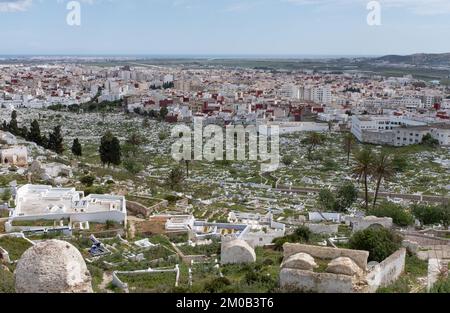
[14,185,124,217]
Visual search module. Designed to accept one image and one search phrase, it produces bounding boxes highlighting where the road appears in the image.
[276,186,450,204]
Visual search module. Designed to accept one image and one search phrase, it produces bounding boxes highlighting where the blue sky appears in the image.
[1,0,450,56]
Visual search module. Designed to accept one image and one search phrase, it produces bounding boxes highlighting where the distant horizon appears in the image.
[0,52,448,60]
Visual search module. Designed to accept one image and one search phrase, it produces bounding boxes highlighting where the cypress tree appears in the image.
[99,131,121,166]
[8,110,18,135]
[71,138,82,157]
[48,125,64,154]
[29,120,43,145]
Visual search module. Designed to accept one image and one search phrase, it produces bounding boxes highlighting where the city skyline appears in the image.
[1,0,450,55]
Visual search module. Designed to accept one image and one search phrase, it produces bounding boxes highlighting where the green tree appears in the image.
[317,189,336,212]
[29,119,43,145]
[184,160,191,178]
[392,155,408,172]
[20,126,29,139]
[124,133,146,157]
[8,110,18,135]
[335,182,359,212]
[349,228,402,262]
[371,152,394,207]
[302,132,325,160]
[353,147,374,210]
[159,107,169,120]
[47,125,64,154]
[166,167,185,190]
[343,133,355,166]
[71,138,82,157]
[421,133,439,147]
[99,131,121,166]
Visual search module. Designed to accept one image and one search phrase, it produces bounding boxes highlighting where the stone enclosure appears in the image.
[279,243,406,293]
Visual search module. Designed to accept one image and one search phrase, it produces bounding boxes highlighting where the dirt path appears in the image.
[126,216,145,239]
[98,272,114,293]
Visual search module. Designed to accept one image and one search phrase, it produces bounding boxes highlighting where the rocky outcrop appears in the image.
[15,240,93,293]
[281,253,318,271]
[221,239,256,265]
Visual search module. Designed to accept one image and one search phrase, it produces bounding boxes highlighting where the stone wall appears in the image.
[126,201,151,217]
[283,243,369,270]
[9,210,126,225]
[366,248,406,292]
[403,232,450,246]
[348,216,393,232]
[279,268,355,293]
[305,223,339,235]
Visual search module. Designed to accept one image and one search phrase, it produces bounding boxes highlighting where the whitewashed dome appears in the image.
[15,240,93,293]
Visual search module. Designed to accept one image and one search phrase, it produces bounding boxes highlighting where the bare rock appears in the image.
[15,240,93,293]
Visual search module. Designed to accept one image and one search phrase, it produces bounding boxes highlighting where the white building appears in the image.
[430,124,450,146]
[351,115,427,144]
[9,185,127,226]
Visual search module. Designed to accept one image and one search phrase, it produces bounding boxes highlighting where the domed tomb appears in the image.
[15,240,93,293]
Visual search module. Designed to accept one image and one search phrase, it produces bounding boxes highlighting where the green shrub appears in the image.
[282,155,294,166]
[430,276,450,293]
[204,277,231,293]
[412,204,449,228]
[80,175,95,187]
[349,228,402,262]
[123,159,144,174]
[293,226,312,242]
[369,202,414,227]
[272,226,311,251]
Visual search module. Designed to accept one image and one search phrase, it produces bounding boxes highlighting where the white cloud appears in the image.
[0,0,33,12]
[284,0,450,15]
[0,0,106,13]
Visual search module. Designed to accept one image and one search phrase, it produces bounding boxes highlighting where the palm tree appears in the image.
[352,147,374,210]
[184,160,191,178]
[371,151,394,207]
[343,133,355,166]
[303,132,325,160]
